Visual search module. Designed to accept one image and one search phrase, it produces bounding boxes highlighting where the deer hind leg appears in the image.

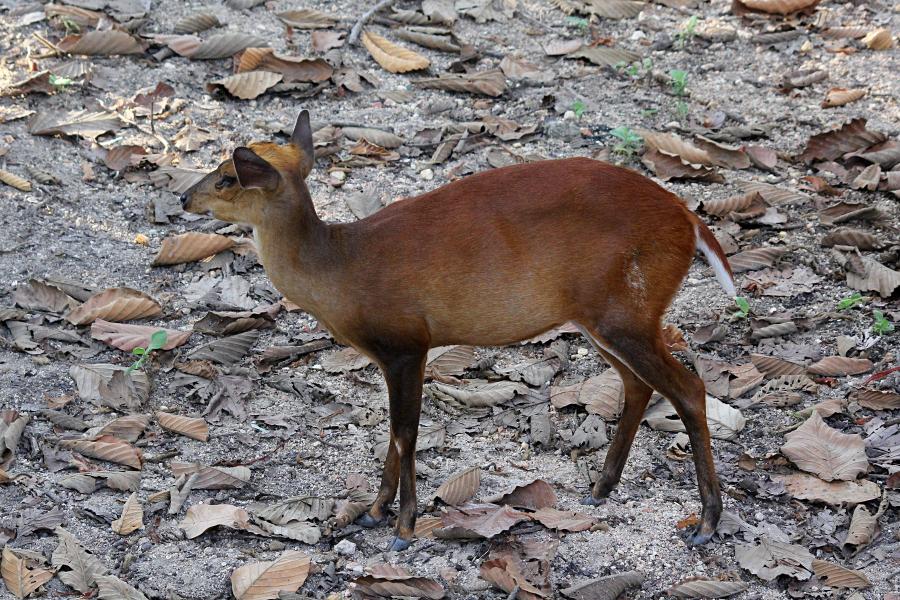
[576,325,653,502]
[581,323,722,546]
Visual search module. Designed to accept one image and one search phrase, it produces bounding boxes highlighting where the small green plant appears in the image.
[60,17,80,35]
[872,310,894,335]
[675,100,690,118]
[609,126,643,158]
[570,100,587,118]
[49,74,74,91]
[566,16,589,32]
[837,292,864,311]
[640,108,659,118]
[670,69,688,96]
[676,15,699,48]
[128,330,168,372]
[732,297,750,319]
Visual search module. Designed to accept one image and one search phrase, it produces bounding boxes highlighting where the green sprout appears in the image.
[732,297,750,319]
[670,69,688,96]
[837,292,864,311]
[872,310,894,335]
[566,16,589,32]
[60,17,80,35]
[676,15,699,49]
[49,74,74,91]
[675,100,690,118]
[609,126,643,159]
[570,100,587,118]
[128,330,168,372]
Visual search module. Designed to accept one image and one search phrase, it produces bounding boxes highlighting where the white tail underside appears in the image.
[695,224,736,297]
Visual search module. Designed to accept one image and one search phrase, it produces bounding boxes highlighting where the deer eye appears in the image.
[215,175,237,189]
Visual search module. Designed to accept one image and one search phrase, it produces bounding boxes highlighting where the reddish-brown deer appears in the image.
[181,110,736,551]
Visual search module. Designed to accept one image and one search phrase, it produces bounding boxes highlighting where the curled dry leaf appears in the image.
[750,354,806,378]
[322,346,372,373]
[641,131,712,166]
[70,364,150,402]
[156,412,209,441]
[353,565,445,600]
[57,30,144,55]
[843,502,881,551]
[587,0,646,18]
[567,45,641,67]
[14,279,76,313]
[728,247,786,273]
[854,389,900,410]
[641,149,724,183]
[486,479,557,510]
[700,192,758,217]
[235,48,333,82]
[735,536,813,581]
[180,503,251,538]
[821,228,880,250]
[208,71,283,100]
[433,466,481,506]
[737,181,808,206]
[174,12,221,34]
[734,0,819,14]
[532,507,595,532]
[0,170,32,192]
[96,574,149,600]
[480,554,544,600]
[415,69,507,97]
[644,396,745,440]
[188,330,260,364]
[66,287,162,326]
[550,368,623,420]
[561,571,645,600]
[98,414,150,443]
[61,435,143,470]
[781,412,868,481]
[341,127,404,149]
[111,492,143,535]
[361,31,430,73]
[52,527,108,593]
[29,109,123,140]
[429,379,528,408]
[250,496,334,524]
[1,547,54,599]
[772,472,880,505]
[91,320,190,352]
[822,88,866,108]
[811,559,870,589]
[230,550,310,600]
[153,232,234,266]
[276,9,338,29]
[807,356,872,377]
[103,145,147,171]
[843,256,900,298]
[189,33,268,60]
[667,578,749,598]
[799,118,886,163]
[862,29,894,50]
[170,462,251,489]
[439,504,530,539]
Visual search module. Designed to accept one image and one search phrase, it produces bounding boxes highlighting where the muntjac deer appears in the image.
[181,110,736,551]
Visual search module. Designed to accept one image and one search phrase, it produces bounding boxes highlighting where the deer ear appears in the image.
[291,109,315,174]
[232,147,280,190]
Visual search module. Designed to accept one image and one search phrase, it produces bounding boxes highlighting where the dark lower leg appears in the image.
[358,440,399,527]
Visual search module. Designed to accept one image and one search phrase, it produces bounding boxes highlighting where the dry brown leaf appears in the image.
[276,9,338,29]
[641,131,712,166]
[862,29,894,50]
[91,320,190,352]
[811,559,870,589]
[230,550,310,600]
[693,136,751,169]
[439,504,530,538]
[0,170,32,192]
[586,0,647,19]
[415,70,507,97]
[170,462,251,489]
[29,109,123,140]
[349,139,400,161]
[111,492,143,535]
[799,118,886,163]
[781,412,868,481]
[750,354,806,378]
[667,578,749,598]
[737,181,808,206]
[70,364,150,403]
[208,71,283,100]
[13,279,76,313]
[61,435,143,470]
[361,31,430,73]
[189,33,267,60]
[153,232,234,266]
[353,565,445,599]
[641,149,724,183]
[174,12,221,34]
[772,472,880,505]
[98,414,150,443]
[480,554,544,600]
[561,571,644,600]
[854,389,900,410]
[486,479,557,510]
[156,412,209,441]
[180,503,251,538]
[532,507,595,532]
[66,287,161,326]
[426,345,475,378]
[433,467,481,506]
[728,247,786,273]
[843,502,881,551]
[52,527,108,592]
[311,30,345,52]
[567,45,641,66]
[57,30,144,55]
[822,88,866,108]
[821,228,880,250]
[173,124,215,152]
[102,145,147,172]
[322,347,372,373]
[188,330,260,364]
[734,0,819,14]
[235,49,333,82]
[1,547,54,599]
[551,368,624,420]
[807,356,872,377]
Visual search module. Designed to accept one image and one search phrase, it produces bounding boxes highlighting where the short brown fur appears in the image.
[181,111,734,550]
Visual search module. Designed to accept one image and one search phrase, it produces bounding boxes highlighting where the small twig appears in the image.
[348,0,397,46]
[32,32,61,56]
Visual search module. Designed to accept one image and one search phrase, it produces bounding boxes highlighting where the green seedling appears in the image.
[640,108,659,118]
[609,126,643,158]
[566,16,589,32]
[49,74,74,91]
[837,292,864,311]
[732,296,750,319]
[128,330,168,372]
[676,15,699,49]
[670,69,688,96]
[872,310,894,335]
[675,100,690,118]
[60,17,80,35]
[570,100,587,118]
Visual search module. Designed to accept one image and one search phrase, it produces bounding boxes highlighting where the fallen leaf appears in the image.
[157,412,209,441]
[772,472,880,505]
[153,232,234,265]
[807,356,872,377]
[561,571,644,600]
[250,496,334,524]
[62,435,143,470]
[173,12,221,34]
[781,412,868,481]
[433,467,481,506]
[486,479,557,510]
[843,502,881,551]
[415,69,507,96]
[189,33,267,60]
[52,527,108,593]
[667,578,749,598]
[111,492,143,535]
[361,31,430,73]
[276,9,338,29]
[439,503,530,538]
[208,71,283,100]
[811,559,870,589]
[1,547,54,599]
[95,574,149,600]
[429,380,529,408]
[57,30,144,55]
[91,320,190,352]
[644,396,745,440]
[180,503,251,539]
[641,149,724,183]
[567,45,641,67]
[532,507,595,532]
[170,462,250,489]
[353,564,445,599]
[854,389,900,410]
[235,48,333,82]
[69,364,150,402]
[98,414,150,443]
[66,287,162,326]
[822,87,866,108]
[734,0,819,14]
[13,279,76,313]
[29,109,123,140]
[799,118,886,163]
[728,247,786,273]
[862,28,893,50]
[322,347,372,373]
[735,536,813,581]
[230,550,310,600]
[188,330,260,364]
[0,170,32,192]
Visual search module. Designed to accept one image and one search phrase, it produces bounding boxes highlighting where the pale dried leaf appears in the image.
[771,472,880,505]
[433,467,481,506]
[157,412,209,441]
[811,559,870,589]
[734,537,813,581]
[361,31,430,73]
[153,232,234,265]
[66,287,162,325]
[111,492,143,535]
[807,356,872,377]
[532,507,595,532]
[57,30,144,55]
[61,435,143,470]
[230,550,310,600]
[1,547,54,599]
[415,70,507,96]
[180,503,251,538]
[209,71,283,100]
[781,412,868,481]
[52,527,108,593]
[667,578,749,598]
[822,87,866,108]
[0,170,31,192]
[91,320,190,352]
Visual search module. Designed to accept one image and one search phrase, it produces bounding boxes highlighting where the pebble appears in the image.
[330,170,346,182]
[577,347,589,356]
[630,30,646,41]
[334,539,356,556]
[419,168,434,181]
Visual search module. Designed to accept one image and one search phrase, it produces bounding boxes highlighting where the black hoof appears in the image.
[581,495,606,506]
[386,536,412,552]
[356,513,386,528]
[685,526,714,546]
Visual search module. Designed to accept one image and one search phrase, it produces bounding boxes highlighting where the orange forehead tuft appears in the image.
[247,142,304,171]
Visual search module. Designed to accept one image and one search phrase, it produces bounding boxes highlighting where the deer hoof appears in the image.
[356,513,386,528]
[685,526,714,546]
[386,536,412,552]
[580,495,606,506]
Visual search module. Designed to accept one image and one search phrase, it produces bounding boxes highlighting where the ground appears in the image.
[0,0,898,599]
